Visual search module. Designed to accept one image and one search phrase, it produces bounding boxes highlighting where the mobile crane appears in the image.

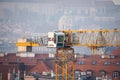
[16,29,120,80]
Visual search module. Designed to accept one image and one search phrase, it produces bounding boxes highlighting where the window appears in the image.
[113,71,119,78]
[4,58,8,61]
[17,58,20,62]
[58,36,64,42]
[75,70,81,74]
[81,72,86,76]
[110,55,115,59]
[78,61,85,65]
[92,61,97,65]
[104,61,110,65]
[86,70,93,76]
[0,62,3,64]
[99,70,106,76]
[116,62,120,65]
[74,70,81,78]
[8,62,17,64]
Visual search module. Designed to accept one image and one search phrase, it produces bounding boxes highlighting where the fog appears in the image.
[0,0,120,53]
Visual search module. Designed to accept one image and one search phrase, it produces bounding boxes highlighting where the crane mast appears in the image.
[16,29,120,80]
[55,29,120,80]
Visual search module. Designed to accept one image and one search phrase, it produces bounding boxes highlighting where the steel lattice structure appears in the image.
[16,29,120,80]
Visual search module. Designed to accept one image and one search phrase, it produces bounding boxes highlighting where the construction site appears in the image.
[0,0,120,80]
[0,29,120,80]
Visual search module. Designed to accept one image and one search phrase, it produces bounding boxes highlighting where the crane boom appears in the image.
[16,29,120,53]
[60,29,120,47]
[16,42,40,46]
[16,29,120,80]
[60,29,120,54]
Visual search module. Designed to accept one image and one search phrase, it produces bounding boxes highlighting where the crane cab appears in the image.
[48,32,65,48]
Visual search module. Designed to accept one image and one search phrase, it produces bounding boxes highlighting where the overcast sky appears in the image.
[0,0,119,40]
[0,0,119,53]
[0,0,119,38]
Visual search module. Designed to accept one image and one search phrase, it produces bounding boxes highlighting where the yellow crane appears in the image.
[16,29,120,80]
[60,29,120,54]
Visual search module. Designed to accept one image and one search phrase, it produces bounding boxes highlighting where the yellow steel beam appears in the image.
[60,29,120,54]
[60,29,120,47]
[16,29,120,47]
[60,29,120,33]
[16,42,40,46]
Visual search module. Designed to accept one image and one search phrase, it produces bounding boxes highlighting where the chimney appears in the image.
[18,70,20,80]
[13,68,15,74]
[24,71,26,78]
[0,73,2,80]
[8,69,11,80]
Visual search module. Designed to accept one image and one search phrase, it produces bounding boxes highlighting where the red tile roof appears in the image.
[0,52,120,79]
[112,47,120,55]
[29,61,50,74]
[35,54,49,59]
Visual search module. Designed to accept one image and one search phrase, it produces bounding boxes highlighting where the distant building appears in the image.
[75,48,120,80]
[0,48,119,80]
[24,76,35,80]
[58,0,120,30]
[58,11,73,30]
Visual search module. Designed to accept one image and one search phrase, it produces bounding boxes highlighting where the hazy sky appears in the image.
[0,0,119,37]
[0,0,120,39]
[0,0,120,53]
